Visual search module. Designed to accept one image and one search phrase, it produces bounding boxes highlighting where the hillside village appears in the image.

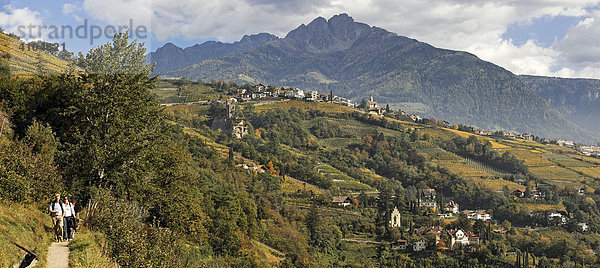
[4,18,600,266]
[1,32,599,267]
[190,81,600,262]
[214,83,600,156]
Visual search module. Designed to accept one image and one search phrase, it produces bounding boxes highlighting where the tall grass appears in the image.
[68,230,117,268]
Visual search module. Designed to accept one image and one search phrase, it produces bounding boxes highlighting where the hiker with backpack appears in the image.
[62,197,76,241]
[49,194,64,242]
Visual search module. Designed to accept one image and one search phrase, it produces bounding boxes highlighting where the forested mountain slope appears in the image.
[520,75,600,135]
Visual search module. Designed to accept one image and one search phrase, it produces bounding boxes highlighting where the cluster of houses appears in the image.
[392,224,483,252]
[236,163,267,173]
[474,128,600,158]
[513,188,545,200]
[235,84,432,119]
[414,189,492,221]
[548,139,600,157]
[579,145,600,156]
[233,84,442,131]
[475,129,535,141]
[236,84,355,107]
[226,84,600,159]
[363,190,492,252]
[438,204,490,221]
[549,139,600,156]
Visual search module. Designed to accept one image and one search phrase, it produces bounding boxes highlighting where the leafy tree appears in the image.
[30,33,166,200]
[76,32,152,74]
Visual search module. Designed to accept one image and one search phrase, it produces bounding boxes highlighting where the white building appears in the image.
[463,210,491,221]
[445,200,459,214]
[557,140,575,148]
[418,189,437,210]
[548,211,567,224]
[389,207,401,228]
[413,239,427,252]
[293,89,305,99]
[580,146,600,156]
[449,229,469,249]
[305,90,318,101]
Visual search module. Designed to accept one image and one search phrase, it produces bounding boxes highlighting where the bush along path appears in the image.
[46,242,69,268]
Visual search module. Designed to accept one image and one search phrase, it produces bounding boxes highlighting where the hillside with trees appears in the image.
[4,33,600,267]
[520,75,600,135]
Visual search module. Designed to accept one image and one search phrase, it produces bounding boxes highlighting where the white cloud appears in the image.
[0,5,44,40]
[62,3,80,15]
[83,0,152,31]
[555,14,600,69]
[79,0,600,78]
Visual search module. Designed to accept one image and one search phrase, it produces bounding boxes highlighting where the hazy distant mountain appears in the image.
[152,14,598,143]
[149,33,279,74]
[520,75,600,137]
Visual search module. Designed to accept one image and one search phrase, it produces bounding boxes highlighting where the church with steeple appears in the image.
[366,94,383,115]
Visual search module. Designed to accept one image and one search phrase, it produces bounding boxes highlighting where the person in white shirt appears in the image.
[62,197,75,241]
[49,194,64,242]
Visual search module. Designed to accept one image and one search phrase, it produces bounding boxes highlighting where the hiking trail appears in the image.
[46,241,69,268]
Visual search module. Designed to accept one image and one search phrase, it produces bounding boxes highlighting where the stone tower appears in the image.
[389,207,401,228]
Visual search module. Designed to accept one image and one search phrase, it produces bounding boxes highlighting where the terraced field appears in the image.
[282,176,324,195]
[573,167,600,179]
[515,202,566,212]
[572,155,600,165]
[433,160,494,178]
[529,166,585,181]
[0,32,69,74]
[315,163,371,191]
[255,100,354,113]
[503,149,554,167]
[417,127,459,140]
[360,168,388,184]
[152,82,223,103]
[544,152,596,168]
[310,118,405,139]
[444,128,510,149]
[320,137,361,149]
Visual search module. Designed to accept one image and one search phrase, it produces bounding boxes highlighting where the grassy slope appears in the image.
[0,32,69,74]
[68,230,117,268]
[152,82,221,103]
[0,201,54,267]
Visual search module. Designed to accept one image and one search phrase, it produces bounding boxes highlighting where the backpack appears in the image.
[51,201,63,215]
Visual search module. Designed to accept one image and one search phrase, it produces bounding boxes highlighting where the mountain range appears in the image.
[149,14,600,144]
[149,33,279,74]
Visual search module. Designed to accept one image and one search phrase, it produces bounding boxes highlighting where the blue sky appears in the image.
[2,0,153,52]
[503,16,582,47]
[3,0,600,78]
